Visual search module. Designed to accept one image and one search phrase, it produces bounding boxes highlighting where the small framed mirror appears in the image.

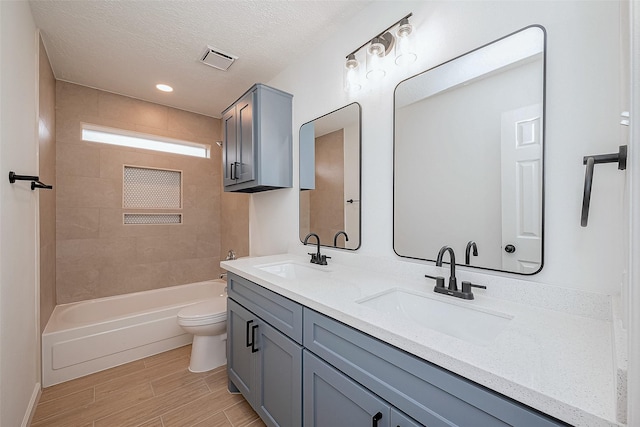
[393,26,545,274]
[299,103,361,250]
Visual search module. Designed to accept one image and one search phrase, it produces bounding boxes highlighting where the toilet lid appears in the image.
[178,298,226,321]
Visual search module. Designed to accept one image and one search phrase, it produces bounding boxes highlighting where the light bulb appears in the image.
[367,37,385,57]
[397,18,413,38]
[344,54,362,92]
[345,54,359,70]
[395,18,417,66]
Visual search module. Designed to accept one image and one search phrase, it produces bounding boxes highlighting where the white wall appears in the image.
[0,1,41,425]
[259,0,626,295]
[343,122,360,249]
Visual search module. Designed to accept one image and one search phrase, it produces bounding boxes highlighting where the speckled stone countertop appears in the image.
[221,253,620,427]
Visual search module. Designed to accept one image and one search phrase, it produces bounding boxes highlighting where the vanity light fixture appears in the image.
[343,13,416,92]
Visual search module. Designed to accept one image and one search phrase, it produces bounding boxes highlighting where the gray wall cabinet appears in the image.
[227,274,302,427]
[227,273,568,427]
[221,84,293,193]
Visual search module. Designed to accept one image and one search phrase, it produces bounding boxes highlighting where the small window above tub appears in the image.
[81,123,210,158]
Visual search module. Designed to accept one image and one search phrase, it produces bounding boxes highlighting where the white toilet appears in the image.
[177,296,227,373]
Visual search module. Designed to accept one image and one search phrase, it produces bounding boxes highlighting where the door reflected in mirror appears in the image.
[300,103,361,250]
[393,26,545,274]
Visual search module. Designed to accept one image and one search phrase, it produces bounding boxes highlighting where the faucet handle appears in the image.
[461,281,486,294]
[308,252,319,263]
[318,255,331,265]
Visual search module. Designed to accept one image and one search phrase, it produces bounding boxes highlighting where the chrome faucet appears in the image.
[303,233,330,265]
[432,245,486,300]
[333,231,349,247]
[465,241,478,265]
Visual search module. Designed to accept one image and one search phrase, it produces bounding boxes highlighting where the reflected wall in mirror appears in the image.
[394,26,545,274]
[300,103,361,250]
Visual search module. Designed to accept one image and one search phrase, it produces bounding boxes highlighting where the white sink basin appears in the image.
[357,288,512,346]
[257,261,329,280]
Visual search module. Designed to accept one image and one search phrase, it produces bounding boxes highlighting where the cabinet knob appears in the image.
[504,244,516,253]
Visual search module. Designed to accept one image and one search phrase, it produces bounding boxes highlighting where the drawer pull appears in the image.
[372,412,382,427]
[251,324,259,353]
[245,319,254,347]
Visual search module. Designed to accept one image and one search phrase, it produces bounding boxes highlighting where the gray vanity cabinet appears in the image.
[227,273,303,427]
[303,350,391,427]
[391,409,423,427]
[227,272,567,427]
[221,83,293,193]
[304,308,567,427]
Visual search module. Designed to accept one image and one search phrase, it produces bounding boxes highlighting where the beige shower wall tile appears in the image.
[168,108,217,139]
[40,189,57,245]
[167,257,220,287]
[56,268,100,304]
[183,184,198,209]
[98,261,172,295]
[135,233,196,264]
[192,206,220,236]
[57,237,137,273]
[56,114,84,144]
[57,142,101,178]
[57,175,121,209]
[56,207,100,240]
[99,148,160,180]
[40,241,56,330]
[195,184,219,211]
[221,192,249,258]
[56,81,99,117]
[196,233,220,259]
[98,92,169,130]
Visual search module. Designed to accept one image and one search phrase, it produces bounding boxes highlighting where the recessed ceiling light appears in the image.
[156,84,173,92]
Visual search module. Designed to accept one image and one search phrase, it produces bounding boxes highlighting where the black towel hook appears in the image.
[8,171,53,191]
[581,145,627,227]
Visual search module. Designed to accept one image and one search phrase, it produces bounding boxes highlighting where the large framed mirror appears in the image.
[300,103,361,250]
[393,25,545,275]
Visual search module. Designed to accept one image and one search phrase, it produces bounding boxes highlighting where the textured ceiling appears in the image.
[30,0,371,117]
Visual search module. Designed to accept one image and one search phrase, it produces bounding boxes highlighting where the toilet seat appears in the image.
[177,299,227,325]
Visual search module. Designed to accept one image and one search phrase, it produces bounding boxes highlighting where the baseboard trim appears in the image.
[21,382,41,427]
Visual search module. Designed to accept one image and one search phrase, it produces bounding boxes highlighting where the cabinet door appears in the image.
[222,107,238,187]
[227,299,256,403]
[236,90,255,184]
[390,409,424,427]
[255,321,302,427]
[304,350,390,427]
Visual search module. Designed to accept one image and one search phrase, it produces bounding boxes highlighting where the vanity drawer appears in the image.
[228,273,303,344]
[303,308,567,427]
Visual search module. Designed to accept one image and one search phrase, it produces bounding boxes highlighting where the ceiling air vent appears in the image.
[199,46,238,71]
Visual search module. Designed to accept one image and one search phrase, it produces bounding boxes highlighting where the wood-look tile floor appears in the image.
[32,345,266,427]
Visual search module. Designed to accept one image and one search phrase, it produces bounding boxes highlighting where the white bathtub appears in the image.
[42,279,226,387]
